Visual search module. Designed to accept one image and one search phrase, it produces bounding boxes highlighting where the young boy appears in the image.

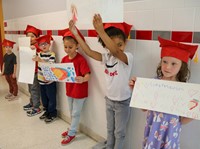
[69,14,133,149]
[24,25,42,116]
[1,39,18,101]
[59,28,90,145]
[32,35,57,123]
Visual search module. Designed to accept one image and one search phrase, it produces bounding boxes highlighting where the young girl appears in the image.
[24,25,42,117]
[129,36,198,149]
[59,28,90,145]
[1,39,18,100]
[69,14,133,149]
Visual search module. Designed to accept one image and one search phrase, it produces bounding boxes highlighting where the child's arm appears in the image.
[75,73,90,84]
[1,63,5,75]
[93,14,129,65]
[12,64,17,78]
[69,20,102,61]
[180,117,193,125]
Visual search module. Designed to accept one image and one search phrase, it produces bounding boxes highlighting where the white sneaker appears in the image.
[5,93,13,99]
[8,95,17,101]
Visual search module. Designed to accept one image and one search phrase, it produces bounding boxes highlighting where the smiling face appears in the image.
[63,38,78,59]
[161,56,182,81]
[38,42,50,53]
[109,36,126,52]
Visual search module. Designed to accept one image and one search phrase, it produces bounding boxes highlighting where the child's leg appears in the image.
[28,73,40,108]
[10,76,18,96]
[5,75,14,94]
[68,97,86,136]
[114,97,131,149]
[40,85,48,113]
[46,82,57,117]
[105,97,115,149]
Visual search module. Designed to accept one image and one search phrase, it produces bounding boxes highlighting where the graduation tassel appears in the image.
[193,52,198,63]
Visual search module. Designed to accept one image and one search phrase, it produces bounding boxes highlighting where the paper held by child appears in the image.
[39,63,76,83]
[130,77,200,120]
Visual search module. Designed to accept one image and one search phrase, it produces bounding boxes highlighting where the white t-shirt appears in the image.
[101,51,133,101]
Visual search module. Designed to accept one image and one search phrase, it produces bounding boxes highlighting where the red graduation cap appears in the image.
[25,25,42,37]
[2,39,16,48]
[58,28,85,41]
[103,22,132,37]
[36,35,53,45]
[158,36,198,63]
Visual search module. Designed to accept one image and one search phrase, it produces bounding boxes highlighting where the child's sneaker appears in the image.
[27,108,42,117]
[61,130,69,138]
[23,103,33,111]
[45,116,57,123]
[39,112,48,120]
[61,135,75,145]
[5,93,13,99]
[8,95,17,101]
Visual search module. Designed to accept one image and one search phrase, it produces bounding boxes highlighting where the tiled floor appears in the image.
[0,77,97,149]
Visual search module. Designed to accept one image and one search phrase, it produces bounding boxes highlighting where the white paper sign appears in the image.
[39,63,76,82]
[18,37,36,84]
[66,0,123,29]
[130,77,200,120]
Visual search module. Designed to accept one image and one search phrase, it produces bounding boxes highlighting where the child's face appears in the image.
[38,42,50,53]
[110,37,126,52]
[26,32,37,45]
[63,39,78,58]
[4,46,12,54]
[161,56,182,80]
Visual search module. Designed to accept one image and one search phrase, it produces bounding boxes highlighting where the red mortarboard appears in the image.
[36,35,53,45]
[25,25,42,37]
[103,22,132,37]
[158,36,198,63]
[58,28,85,41]
[2,39,16,48]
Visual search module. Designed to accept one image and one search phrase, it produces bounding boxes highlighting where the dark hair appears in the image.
[63,36,78,44]
[98,27,127,48]
[156,60,190,82]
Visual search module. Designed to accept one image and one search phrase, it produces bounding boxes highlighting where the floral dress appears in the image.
[143,111,182,149]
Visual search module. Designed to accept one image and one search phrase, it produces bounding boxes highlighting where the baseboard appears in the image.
[58,111,105,142]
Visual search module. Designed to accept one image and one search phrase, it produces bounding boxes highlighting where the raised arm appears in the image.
[69,20,102,61]
[93,14,128,64]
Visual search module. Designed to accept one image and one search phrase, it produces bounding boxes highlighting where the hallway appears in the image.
[0,76,97,149]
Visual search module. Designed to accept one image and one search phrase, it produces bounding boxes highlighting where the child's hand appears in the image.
[69,20,78,35]
[75,76,84,83]
[32,55,42,62]
[93,14,104,34]
[12,73,16,78]
[129,76,136,90]
[30,45,36,50]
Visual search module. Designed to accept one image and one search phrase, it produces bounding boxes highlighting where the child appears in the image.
[129,36,198,149]
[59,28,91,145]
[24,25,42,117]
[32,35,57,123]
[69,14,133,149]
[1,39,18,101]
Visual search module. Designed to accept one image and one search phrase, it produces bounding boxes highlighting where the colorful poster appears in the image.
[130,77,200,120]
[66,0,123,29]
[39,63,76,82]
[18,37,36,84]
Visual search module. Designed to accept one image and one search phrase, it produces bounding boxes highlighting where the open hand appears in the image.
[69,20,78,35]
[93,14,104,34]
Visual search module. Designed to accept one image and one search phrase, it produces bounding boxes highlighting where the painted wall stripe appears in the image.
[4,30,200,44]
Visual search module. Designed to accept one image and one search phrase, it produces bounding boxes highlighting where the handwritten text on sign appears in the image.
[130,78,200,120]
